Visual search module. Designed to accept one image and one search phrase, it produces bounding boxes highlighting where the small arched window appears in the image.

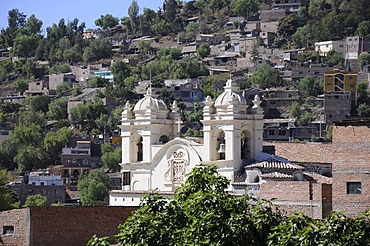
[137,136,143,162]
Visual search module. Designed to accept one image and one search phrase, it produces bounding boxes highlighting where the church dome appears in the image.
[134,88,167,111]
[214,79,247,107]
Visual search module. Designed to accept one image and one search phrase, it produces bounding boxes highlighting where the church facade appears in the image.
[110,79,267,206]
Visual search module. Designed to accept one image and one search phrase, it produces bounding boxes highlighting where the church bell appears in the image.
[218,143,225,153]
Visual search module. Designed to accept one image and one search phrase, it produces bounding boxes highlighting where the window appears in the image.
[268,130,275,136]
[122,172,131,186]
[278,130,286,135]
[32,182,36,185]
[3,226,14,235]
[40,182,44,186]
[347,182,361,194]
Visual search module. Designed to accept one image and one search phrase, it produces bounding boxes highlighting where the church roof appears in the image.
[245,160,304,170]
[133,88,167,112]
[261,172,293,179]
[214,79,247,107]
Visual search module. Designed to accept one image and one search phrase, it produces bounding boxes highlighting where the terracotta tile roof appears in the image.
[264,141,334,163]
[245,161,304,170]
[303,172,332,184]
[261,172,293,179]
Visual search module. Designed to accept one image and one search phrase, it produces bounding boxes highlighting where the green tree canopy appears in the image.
[47,97,68,120]
[94,14,119,30]
[116,164,281,245]
[77,169,110,206]
[0,169,19,211]
[298,76,323,97]
[197,42,211,59]
[101,144,121,173]
[232,0,260,20]
[250,64,283,89]
[44,127,72,164]
[128,0,139,34]
[23,194,48,207]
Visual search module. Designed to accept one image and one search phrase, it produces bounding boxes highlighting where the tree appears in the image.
[110,60,132,86]
[232,0,259,21]
[116,164,281,245]
[11,34,41,57]
[13,79,28,94]
[250,64,282,89]
[357,81,369,105]
[44,127,72,164]
[290,102,302,120]
[24,95,50,113]
[77,169,110,205]
[101,144,121,172]
[87,235,110,246]
[298,76,323,97]
[128,0,140,34]
[23,194,48,207]
[24,14,43,35]
[358,52,370,72]
[268,212,370,245]
[88,77,109,88]
[0,169,19,211]
[47,97,68,120]
[94,14,119,30]
[139,8,157,36]
[357,103,370,117]
[197,42,211,59]
[164,0,177,23]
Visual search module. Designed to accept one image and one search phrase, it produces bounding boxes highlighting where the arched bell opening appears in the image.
[217,130,226,160]
[136,136,143,162]
[241,130,251,160]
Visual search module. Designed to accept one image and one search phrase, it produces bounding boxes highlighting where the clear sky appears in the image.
[0,0,173,34]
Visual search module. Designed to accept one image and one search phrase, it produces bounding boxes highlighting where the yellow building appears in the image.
[324,69,357,94]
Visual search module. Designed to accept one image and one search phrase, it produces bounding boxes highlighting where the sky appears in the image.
[0,0,177,34]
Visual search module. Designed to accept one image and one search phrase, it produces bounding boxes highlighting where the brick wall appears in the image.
[331,125,370,216]
[259,181,331,219]
[260,181,310,201]
[0,208,28,246]
[29,206,137,246]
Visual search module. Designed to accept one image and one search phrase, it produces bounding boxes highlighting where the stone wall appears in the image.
[0,208,28,246]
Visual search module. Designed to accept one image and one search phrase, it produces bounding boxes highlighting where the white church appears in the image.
[109,78,272,206]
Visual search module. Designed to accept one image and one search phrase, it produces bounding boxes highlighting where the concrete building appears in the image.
[24,81,49,96]
[272,0,307,12]
[315,40,345,57]
[324,69,358,94]
[11,171,66,206]
[324,69,358,123]
[47,73,76,95]
[345,36,370,60]
[60,140,92,186]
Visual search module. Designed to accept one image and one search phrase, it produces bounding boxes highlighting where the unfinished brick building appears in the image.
[267,119,370,217]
